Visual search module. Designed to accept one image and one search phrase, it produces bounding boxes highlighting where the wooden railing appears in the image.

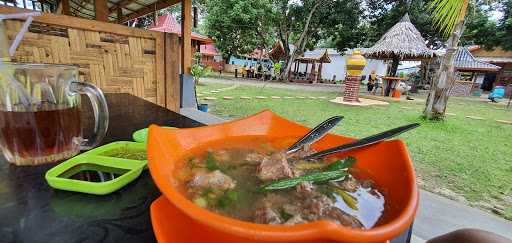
[0,6,181,112]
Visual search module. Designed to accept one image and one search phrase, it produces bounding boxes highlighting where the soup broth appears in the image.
[177,141,385,229]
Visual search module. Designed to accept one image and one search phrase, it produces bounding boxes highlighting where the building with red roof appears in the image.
[148,14,213,44]
[148,14,223,70]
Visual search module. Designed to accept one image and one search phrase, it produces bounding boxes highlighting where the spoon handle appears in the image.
[302,123,420,160]
[286,116,344,154]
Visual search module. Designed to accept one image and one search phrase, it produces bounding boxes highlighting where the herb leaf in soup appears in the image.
[279,209,293,221]
[206,152,220,171]
[333,187,359,210]
[327,156,357,171]
[217,190,239,209]
[317,185,336,201]
[193,197,208,208]
[260,170,348,191]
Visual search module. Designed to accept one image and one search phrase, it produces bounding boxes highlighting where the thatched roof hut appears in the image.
[296,50,331,63]
[364,14,434,61]
[364,14,433,77]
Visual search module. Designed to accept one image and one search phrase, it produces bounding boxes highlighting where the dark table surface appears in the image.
[0,94,203,243]
[0,93,411,243]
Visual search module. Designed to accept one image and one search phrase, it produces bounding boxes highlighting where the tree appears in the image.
[304,0,364,53]
[423,0,497,120]
[364,0,448,49]
[497,0,512,51]
[280,0,324,81]
[276,0,364,80]
[201,0,364,80]
[203,0,277,61]
[459,4,500,49]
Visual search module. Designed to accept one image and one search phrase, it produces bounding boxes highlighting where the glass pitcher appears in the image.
[0,63,108,166]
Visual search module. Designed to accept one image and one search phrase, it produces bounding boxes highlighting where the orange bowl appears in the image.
[147,110,418,243]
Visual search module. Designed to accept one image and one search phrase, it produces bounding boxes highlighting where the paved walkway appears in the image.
[414,190,512,241]
[203,77,342,92]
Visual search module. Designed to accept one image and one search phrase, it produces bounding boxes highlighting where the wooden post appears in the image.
[181,0,192,74]
[318,62,323,82]
[310,61,316,82]
[94,0,109,21]
[153,5,158,25]
[165,33,181,111]
[116,7,123,23]
[61,0,70,15]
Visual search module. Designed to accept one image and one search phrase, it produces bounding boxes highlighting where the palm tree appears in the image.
[423,0,474,119]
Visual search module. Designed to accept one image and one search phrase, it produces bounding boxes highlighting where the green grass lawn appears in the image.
[196,82,512,219]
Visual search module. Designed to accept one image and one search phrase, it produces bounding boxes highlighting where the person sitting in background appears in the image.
[250,65,255,78]
[368,70,377,93]
[266,65,272,80]
[242,64,248,78]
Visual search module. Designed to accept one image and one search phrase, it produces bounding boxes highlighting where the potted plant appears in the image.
[191,64,211,85]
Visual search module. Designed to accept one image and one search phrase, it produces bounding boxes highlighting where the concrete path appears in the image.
[202,77,342,93]
[414,190,512,241]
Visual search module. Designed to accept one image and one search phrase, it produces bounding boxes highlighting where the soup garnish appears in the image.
[178,144,385,229]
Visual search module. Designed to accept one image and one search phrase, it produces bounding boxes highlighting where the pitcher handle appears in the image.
[69,81,109,150]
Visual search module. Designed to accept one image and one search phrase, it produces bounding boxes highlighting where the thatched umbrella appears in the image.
[363,13,434,77]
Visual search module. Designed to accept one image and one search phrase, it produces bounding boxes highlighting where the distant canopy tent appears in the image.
[290,50,331,83]
[363,13,434,77]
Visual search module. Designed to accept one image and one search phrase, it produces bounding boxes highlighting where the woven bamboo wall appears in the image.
[4,20,163,105]
[0,6,181,111]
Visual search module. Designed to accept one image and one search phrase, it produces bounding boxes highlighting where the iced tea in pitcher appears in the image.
[0,63,108,165]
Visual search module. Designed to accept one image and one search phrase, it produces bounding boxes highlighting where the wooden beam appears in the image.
[119,0,180,23]
[69,0,95,16]
[108,0,142,14]
[181,0,191,74]
[61,0,71,15]
[94,0,108,21]
[116,6,122,22]
[108,0,131,13]
[70,5,95,18]
[0,5,161,39]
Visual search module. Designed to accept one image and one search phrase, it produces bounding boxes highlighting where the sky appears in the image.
[490,10,504,21]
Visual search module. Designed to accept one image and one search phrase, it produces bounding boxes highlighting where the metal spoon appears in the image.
[286,116,344,154]
[302,123,420,160]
